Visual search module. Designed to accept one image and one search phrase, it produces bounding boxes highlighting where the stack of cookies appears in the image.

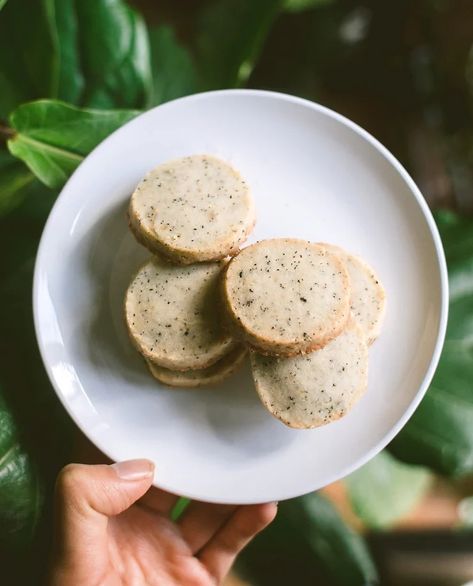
[125,154,386,429]
[126,155,253,388]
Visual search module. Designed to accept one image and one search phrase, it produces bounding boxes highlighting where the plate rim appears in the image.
[32,88,449,504]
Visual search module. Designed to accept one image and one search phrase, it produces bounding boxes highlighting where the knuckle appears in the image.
[55,463,88,503]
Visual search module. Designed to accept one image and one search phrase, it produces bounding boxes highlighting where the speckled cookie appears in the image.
[250,319,368,429]
[146,345,247,388]
[319,243,386,344]
[222,239,351,355]
[125,257,236,370]
[128,155,255,264]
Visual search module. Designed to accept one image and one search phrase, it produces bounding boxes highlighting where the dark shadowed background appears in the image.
[1,1,473,584]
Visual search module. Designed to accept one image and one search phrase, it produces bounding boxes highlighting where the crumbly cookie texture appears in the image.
[250,319,368,429]
[222,239,351,355]
[125,257,236,370]
[319,243,386,344]
[129,155,255,264]
[146,345,247,388]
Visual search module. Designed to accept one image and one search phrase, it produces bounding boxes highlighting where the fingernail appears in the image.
[111,459,154,480]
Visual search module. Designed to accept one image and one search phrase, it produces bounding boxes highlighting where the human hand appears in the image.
[49,460,277,585]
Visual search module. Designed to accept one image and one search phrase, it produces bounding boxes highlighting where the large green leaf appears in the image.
[345,451,431,529]
[390,211,473,476]
[149,26,199,105]
[197,0,284,89]
[434,210,473,300]
[0,0,57,117]
[390,340,473,475]
[51,0,85,105]
[51,0,152,108]
[0,0,151,115]
[239,493,378,586]
[8,136,82,190]
[282,494,378,585]
[0,389,42,549]
[433,210,473,261]
[0,152,35,216]
[7,100,138,188]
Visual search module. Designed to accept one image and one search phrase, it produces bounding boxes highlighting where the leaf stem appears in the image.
[0,123,16,140]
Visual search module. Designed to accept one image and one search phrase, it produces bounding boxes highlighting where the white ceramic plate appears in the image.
[33,90,448,504]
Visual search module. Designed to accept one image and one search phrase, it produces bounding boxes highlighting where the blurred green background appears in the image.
[1,1,473,584]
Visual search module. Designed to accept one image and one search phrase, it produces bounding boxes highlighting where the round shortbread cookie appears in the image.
[146,345,247,388]
[250,319,368,429]
[319,243,386,344]
[125,257,235,370]
[222,239,350,355]
[128,155,255,264]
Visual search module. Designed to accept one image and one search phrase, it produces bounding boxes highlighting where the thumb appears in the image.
[54,460,154,567]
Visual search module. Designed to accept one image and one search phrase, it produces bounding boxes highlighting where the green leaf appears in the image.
[239,493,378,586]
[0,390,43,548]
[171,497,190,521]
[390,340,473,475]
[434,209,473,266]
[448,255,473,302]
[7,100,138,188]
[0,0,57,116]
[345,451,431,529]
[0,152,35,216]
[63,0,152,108]
[0,0,8,11]
[50,0,85,104]
[197,0,283,89]
[284,0,333,12]
[0,0,151,114]
[282,494,378,585]
[390,211,473,476]
[8,135,83,190]
[149,26,198,105]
